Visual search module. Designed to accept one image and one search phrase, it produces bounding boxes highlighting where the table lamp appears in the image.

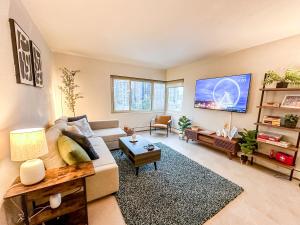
[10,128,48,185]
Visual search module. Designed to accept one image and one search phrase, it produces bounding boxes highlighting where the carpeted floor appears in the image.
[112,142,243,225]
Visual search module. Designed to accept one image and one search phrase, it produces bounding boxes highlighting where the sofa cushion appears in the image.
[68,115,88,122]
[93,128,126,143]
[88,137,116,167]
[58,135,91,165]
[42,123,67,169]
[65,125,82,135]
[62,130,99,160]
[68,118,94,137]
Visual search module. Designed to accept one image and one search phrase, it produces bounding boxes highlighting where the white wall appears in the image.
[0,0,54,223]
[53,53,166,130]
[166,34,300,178]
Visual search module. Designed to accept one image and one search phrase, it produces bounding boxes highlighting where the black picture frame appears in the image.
[9,18,34,86]
[30,41,43,87]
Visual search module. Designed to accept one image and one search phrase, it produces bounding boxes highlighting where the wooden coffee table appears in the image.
[119,135,161,176]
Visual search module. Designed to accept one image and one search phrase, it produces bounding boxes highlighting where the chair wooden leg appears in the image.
[167,127,168,137]
[150,124,152,135]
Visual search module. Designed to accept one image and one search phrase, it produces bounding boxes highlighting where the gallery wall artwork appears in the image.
[9,18,34,86]
[30,41,43,87]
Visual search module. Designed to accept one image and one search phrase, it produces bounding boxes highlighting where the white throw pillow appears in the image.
[68,118,94,137]
[65,125,83,135]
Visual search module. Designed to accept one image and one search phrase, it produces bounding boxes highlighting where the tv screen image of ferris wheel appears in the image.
[194,73,251,113]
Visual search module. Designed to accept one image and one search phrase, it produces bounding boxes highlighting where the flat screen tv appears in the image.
[194,73,251,113]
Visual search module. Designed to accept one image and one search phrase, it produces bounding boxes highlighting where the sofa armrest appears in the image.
[89,120,119,130]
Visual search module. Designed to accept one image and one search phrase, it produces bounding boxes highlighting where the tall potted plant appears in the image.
[178,116,192,139]
[264,69,300,88]
[59,67,83,116]
[238,129,257,163]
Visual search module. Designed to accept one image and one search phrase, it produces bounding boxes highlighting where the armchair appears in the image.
[150,115,172,137]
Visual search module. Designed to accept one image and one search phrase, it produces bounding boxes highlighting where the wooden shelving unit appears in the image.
[255,82,300,180]
[257,105,300,112]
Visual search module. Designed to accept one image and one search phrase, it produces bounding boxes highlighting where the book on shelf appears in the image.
[262,115,281,126]
[257,131,283,142]
[257,137,291,148]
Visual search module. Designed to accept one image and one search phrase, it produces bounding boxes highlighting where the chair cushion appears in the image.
[62,130,99,160]
[88,137,116,167]
[92,128,126,142]
[42,123,67,169]
[58,135,91,165]
[153,123,168,128]
[156,116,171,125]
[68,118,94,137]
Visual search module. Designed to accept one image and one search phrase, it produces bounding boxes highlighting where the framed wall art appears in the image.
[9,18,34,86]
[281,95,300,109]
[30,41,43,87]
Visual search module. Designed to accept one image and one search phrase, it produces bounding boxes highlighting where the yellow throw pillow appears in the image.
[58,135,91,165]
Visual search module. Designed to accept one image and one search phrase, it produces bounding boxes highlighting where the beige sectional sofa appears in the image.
[42,118,126,202]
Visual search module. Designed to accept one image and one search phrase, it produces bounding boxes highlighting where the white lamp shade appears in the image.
[10,128,48,161]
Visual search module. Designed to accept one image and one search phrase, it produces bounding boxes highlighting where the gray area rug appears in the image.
[112,142,243,225]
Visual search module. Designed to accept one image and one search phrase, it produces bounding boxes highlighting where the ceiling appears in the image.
[21,0,300,69]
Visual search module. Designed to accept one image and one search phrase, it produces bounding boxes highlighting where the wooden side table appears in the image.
[4,162,95,225]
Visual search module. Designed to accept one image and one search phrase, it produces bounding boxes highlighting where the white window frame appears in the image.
[111,75,171,113]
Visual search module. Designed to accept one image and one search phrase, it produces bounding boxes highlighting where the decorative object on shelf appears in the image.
[283,114,299,128]
[238,129,257,164]
[262,102,280,107]
[59,67,83,116]
[216,129,222,136]
[269,149,276,159]
[124,126,134,136]
[262,115,281,126]
[9,19,34,86]
[257,131,282,142]
[191,126,199,131]
[281,95,300,109]
[178,116,192,139]
[263,69,300,88]
[275,152,294,166]
[10,128,48,185]
[228,127,238,140]
[30,41,43,87]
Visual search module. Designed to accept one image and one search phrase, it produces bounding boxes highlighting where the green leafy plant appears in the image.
[284,114,299,128]
[59,67,83,116]
[178,116,192,134]
[264,69,300,86]
[238,129,257,155]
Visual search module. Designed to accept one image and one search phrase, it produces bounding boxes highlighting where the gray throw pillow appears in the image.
[68,115,88,122]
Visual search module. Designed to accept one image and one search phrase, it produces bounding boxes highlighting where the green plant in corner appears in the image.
[59,67,83,116]
[238,129,257,156]
[178,116,192,138]
[264,69,300,87]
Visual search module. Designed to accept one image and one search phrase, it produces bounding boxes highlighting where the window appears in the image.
[113,79,130,111]
[130,80,152,111]
[152,82,166,112]
[167,85,183,112]
[112,76,183,113]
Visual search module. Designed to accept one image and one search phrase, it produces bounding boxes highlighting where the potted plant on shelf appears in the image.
[263,69,300,88]
[238,129,258,164]
[178,116,192,139]
[283,114,299,128]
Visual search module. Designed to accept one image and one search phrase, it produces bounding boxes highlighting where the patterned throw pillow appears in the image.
[68,118,94,137]
[58,135,91,165]
[65,125,82,135]
[62,130,99,160]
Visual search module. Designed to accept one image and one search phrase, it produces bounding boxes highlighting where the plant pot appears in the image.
[284,120,298,129]
[276,81,288,88]
[179,133,185,140]
[240,154,248,164]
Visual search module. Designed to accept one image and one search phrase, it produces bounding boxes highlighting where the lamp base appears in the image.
[20,159,45,185]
